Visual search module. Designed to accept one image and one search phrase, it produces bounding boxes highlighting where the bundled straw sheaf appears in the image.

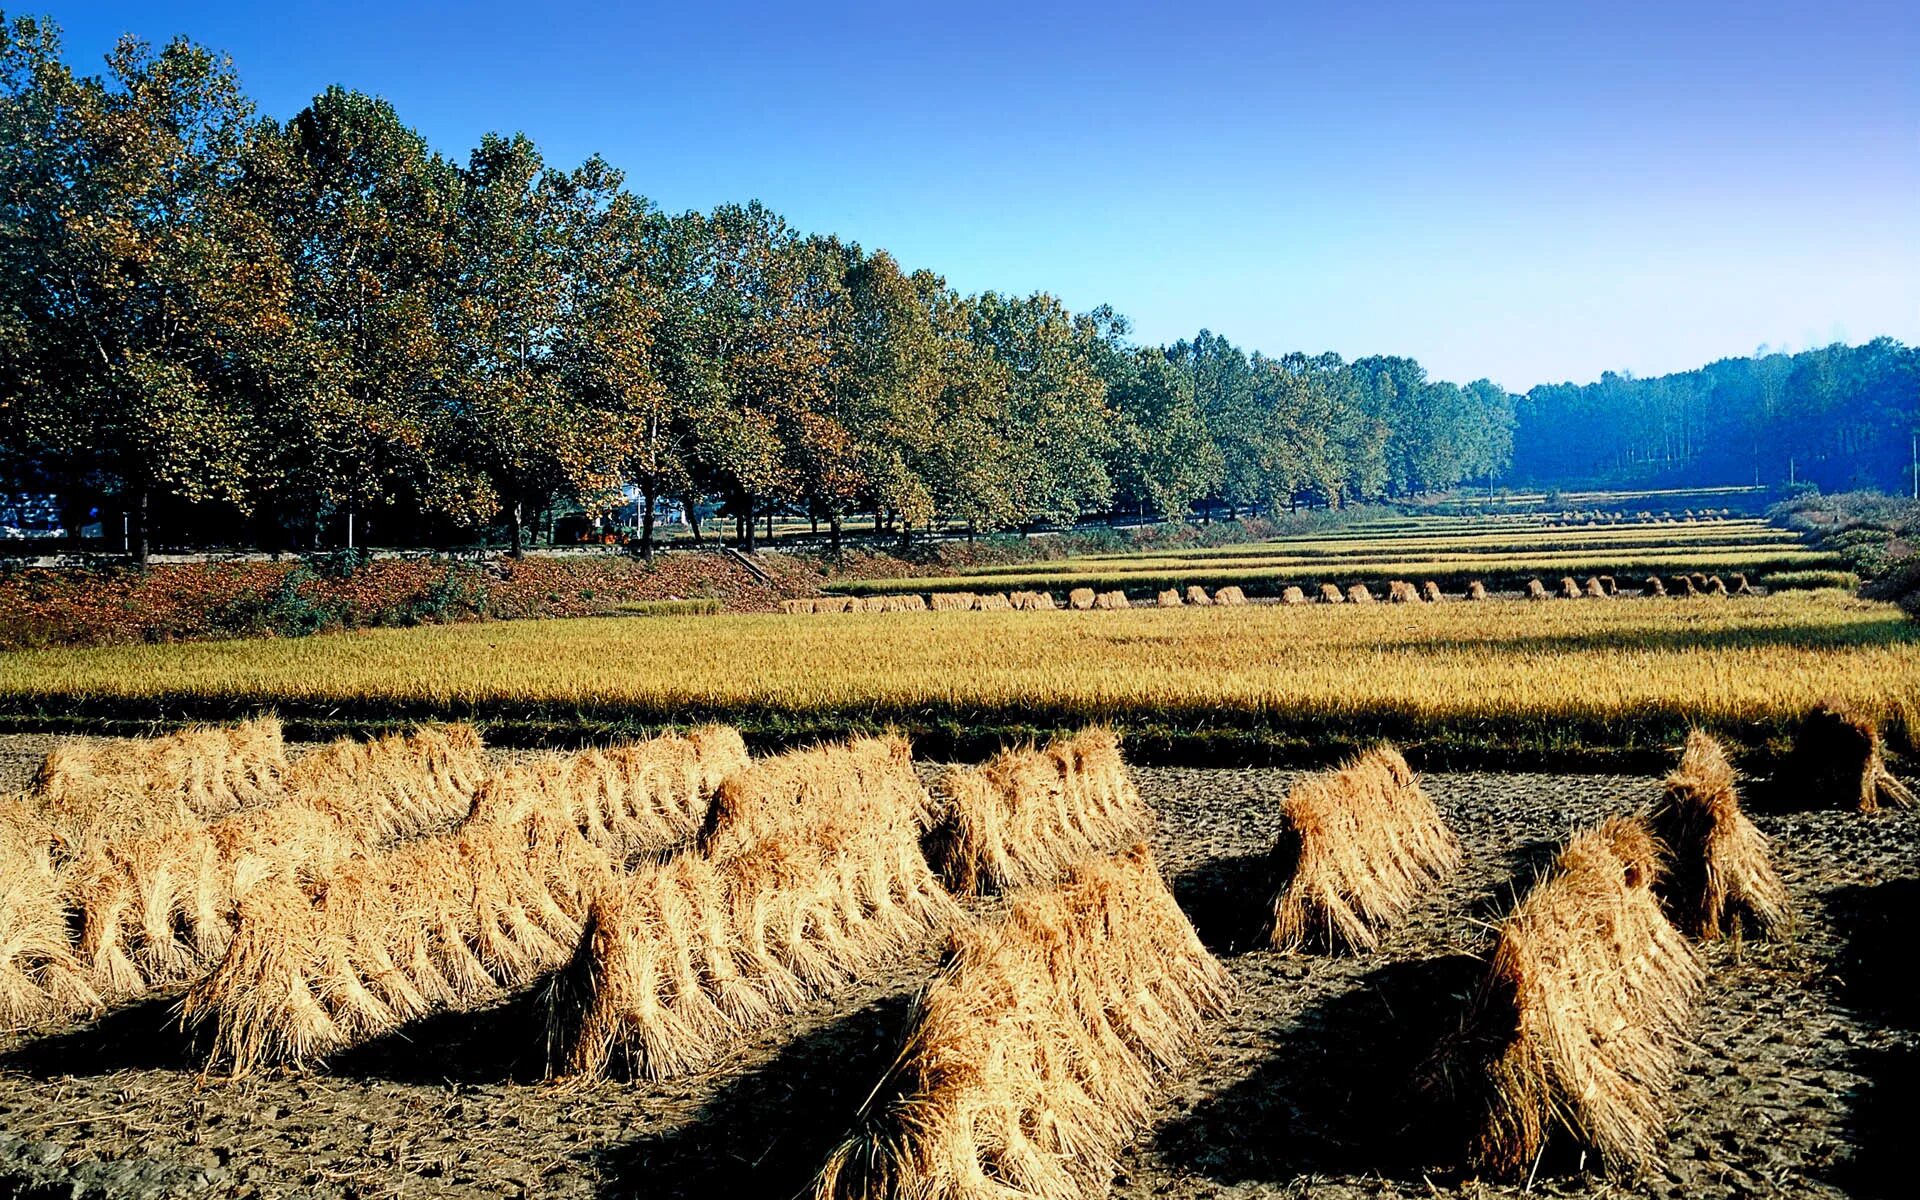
[1319,583,1344,603]
[1266,744,1460,952]
[24,716,288,854]
[1783,698,1916,813]
[1645,731,1789,940]
[554,756,960,1080]
[184,728,747,1072]
[1,799,100,1024]
[812,844,1232,1200]
[700,734,931,863]
[927,727,1150,895]
[1214,585,1248,605]
[282,723,487,844]
[1426,817,1703,1178]
[1281,586,1308,604]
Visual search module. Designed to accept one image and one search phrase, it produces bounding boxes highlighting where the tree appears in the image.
[1107,347,1221,521]
[0,18,289,562]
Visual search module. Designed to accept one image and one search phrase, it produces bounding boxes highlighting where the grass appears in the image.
[0,590,1910,768]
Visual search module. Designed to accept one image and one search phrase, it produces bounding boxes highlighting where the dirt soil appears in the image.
[1,734,1913,1200]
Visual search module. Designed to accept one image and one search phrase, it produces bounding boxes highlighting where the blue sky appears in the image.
[45,0,1920,391]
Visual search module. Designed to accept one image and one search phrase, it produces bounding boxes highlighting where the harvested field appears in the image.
[1,736,1914,1200]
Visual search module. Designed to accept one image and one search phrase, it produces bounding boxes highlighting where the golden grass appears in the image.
[927,728,1149,894]
[1427,818,1703,1178]
[554,748,959,1081]
[4,593,1913,758]
[812,844,1231,1200]
[1266,744,1460,952]
[1646,731,1789,940]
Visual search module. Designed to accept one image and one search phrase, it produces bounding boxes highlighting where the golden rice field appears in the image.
[832,516,1839,596]
[1,589,1910,763]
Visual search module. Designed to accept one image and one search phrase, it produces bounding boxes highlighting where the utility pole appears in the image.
[1911,429,1917,501]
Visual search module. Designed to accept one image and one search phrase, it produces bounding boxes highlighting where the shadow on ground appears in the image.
[589,990,916,1200]
[0,995,202,1076]
[1823,877,1920,1199]
[1172,851,1273,954]
[1154,953,1481,1184]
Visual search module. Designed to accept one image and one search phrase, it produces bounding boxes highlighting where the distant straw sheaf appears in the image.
[554,739,958,1080]
[1645,731,1789,940]
[812,845,1232,1200]
[1783,699,1916,813]
[184,727,746,1073]
[1426,818,1703,1178]
[1265,744,1459,952]
[927,727,1149,895]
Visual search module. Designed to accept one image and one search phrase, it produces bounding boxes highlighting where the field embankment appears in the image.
[1,591,1910,769]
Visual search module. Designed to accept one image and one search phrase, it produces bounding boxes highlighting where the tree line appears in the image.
[16,17,1908,565]
[1513,340,1919,495]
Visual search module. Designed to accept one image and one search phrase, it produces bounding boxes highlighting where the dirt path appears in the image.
[2,748,1911,1199]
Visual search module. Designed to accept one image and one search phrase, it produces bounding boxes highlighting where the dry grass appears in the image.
[1319,583,1344,603]
[24,715,288,854]
[1643,575,1667,597]
[927,727,1149,895]
[1466,580,1488,600]
[1784,699,1917,812]
[1646,731,1789,940]
[282,724,486,844]
[553,749,959,1081]
[1157,589,1183,607]
[1184,585,1212,606]
[1265,744,1460,952]
[974,593,1013,612]
[699,734,930,863]
[1389,580,1419,603]
[1426,817,1703,1178]
[0,798,100,1024]
[1526,579,1548,600]
[1584,577,1606,599]
[930,593,972,612]
[812,844,1232,1200]
[1557,577,1581,600]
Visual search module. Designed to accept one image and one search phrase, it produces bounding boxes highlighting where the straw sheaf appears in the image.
[811,844,1232,1200]
[1,798,101,1024]
[25,716,288,858]
[1214,585,1248,605]
[1319,583,1345,603]
[1266,744,1460,952]
[1784,699,1916,813]
[1430,817,1703,1178]
[283,723,487,845]
[927,727,1150,895]
[557,792,961,1081]
[1646,731,1789,940]
[1185,585,1213,606]
[699,734,930,863]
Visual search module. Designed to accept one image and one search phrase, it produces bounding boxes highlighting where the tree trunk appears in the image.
[133,486,151,567]
[509,499,525,558]
[684,495,703,544]
[828,510,842,555]
[766,508,773,544]
[742,495,757,552]
[640,480,657,563]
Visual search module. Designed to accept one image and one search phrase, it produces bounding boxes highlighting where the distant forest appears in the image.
[2,17,1914,561]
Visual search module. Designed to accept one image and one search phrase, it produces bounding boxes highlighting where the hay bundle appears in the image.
[1783,699,1916,812]
[930,593,974,612]
[282,724,487,845]
[1009,590,1047,611]
[812,844,1231,1200]
[1068,587,1097,611]
[554,786,960,1081]
[895,594,930,612]
[1557,576,1581,599]
[1643,575,1667,597]
[1319,582,1345,603]
[781,599,814,614]
[1705,575,1728,597]
[1689,572,1709,592]
[700,735,932,863]
[1421,580,1444,603]
[1731,572,1753,595]
[1526,578,1549,600]
[498,726,750,859]
[1584,576,1606,599]
[859,596,889,613]
[186,799,614,1073]
[1265,745,1460,952]
[1466,580,1489,601]
[973,593,1013,611]
[927,728,1149,895]
[1157,588,1183,607]
[1185,585,1212,605]
[1346,583,1375,604]
[1646,732,1789,940]
[1426,818,1703,1178]
[1675,574,1699,597]
[1282,585,1308,605]
[1600,575,1619,596]
[1215,585,1248,605]
[1,800,101,1024]
[25,716,289,852]
[1093,590,1131,610]
[1388,580,1419,603]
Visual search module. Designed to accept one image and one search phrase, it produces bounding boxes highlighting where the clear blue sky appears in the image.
[46,0,1920,391]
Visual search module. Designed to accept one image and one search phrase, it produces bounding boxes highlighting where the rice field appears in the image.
[0,589,1910,764]
[831,515,1840,596]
